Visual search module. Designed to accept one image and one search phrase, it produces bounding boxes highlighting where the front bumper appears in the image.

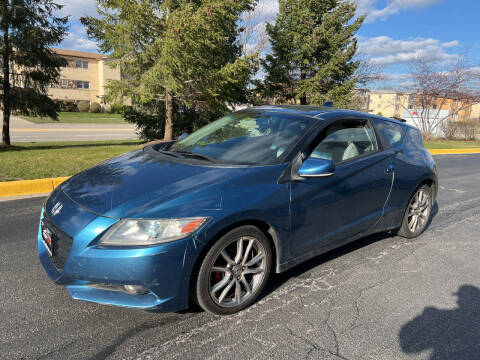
[38,207,201,312]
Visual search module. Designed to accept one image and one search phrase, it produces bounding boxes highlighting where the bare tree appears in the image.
[403,56,480,140]
[354,53,385,86]
[238,2,270,58]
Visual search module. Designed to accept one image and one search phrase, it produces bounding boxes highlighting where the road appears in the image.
[1,154,479,360]
[9,116,138,142]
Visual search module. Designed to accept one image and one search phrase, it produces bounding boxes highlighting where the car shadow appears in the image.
[399,284,480,359]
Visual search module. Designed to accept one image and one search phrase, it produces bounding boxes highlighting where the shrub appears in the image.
[440,120,461,140]
[457,120,480,141]
[77,100,90,112]
[109,103,125,114]
[57,100,78,112]
[90,102,103,113]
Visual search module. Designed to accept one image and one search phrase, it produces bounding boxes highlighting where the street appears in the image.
[0,154,479,359]
[9,117,138,142]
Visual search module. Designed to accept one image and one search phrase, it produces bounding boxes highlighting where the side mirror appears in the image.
[298,158,335,178]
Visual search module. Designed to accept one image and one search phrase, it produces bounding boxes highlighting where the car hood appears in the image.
[59,148,283,219]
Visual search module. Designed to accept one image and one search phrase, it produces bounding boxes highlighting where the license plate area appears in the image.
[41,219,54,256]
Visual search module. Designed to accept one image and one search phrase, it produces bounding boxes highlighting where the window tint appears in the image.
[310,121,378,164]
[373,119,406,148]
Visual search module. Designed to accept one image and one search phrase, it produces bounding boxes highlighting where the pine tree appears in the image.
[261,0,364,107]
[0,0,68,147]
[82,0,256,140]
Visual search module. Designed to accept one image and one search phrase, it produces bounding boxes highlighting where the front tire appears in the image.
[398,184,432,238]
[194,226,272,315]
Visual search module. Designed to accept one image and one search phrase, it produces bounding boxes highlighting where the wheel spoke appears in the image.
[242,239,254,265]
[234,279,242,304]
[220,250,235,265]
[211,266,229,273]
[240,275,252,294]
[412,216,418,231]
[244,267,264,275]
[234,238,244,263]
[218,278,235,303]
[245,253,264,267]
[211,274,231,294]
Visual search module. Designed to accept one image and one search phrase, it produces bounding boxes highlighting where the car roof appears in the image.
[238,105,415,129]
[239,105,336,118]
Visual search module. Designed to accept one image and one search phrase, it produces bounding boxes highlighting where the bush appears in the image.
[457,120,480,141]
[57,100,78,112]
[77,100,90,112]
[90,102,103,113]
[440,120,461,140]
[109,103,125,114]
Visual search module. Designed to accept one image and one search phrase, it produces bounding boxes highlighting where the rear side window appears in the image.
[310,120,378,164]
[372,119,406,149]
[408,128,425,148]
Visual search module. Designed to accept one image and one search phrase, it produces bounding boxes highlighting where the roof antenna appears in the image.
[322,101,334,107]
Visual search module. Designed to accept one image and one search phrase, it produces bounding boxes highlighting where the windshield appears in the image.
[169,112,315,165]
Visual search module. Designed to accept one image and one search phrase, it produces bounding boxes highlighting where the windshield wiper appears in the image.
[156,150,184,159]
[174,150,217,163]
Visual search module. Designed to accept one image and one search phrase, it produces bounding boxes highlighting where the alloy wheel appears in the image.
[407,188,431,233]
[208,236,267,307]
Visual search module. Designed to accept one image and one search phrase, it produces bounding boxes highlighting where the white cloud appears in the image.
[250,0,279,23]
[60,25,98,52]
[356,0,444,22]
[56,0,98,22]
[359,36,459,65]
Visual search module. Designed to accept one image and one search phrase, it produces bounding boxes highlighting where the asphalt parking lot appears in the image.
[1,154,479,360]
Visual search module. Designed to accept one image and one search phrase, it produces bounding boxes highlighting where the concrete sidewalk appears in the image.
[8,115,138,142]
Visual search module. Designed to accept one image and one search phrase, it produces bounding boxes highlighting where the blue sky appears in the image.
[57,0,479,86]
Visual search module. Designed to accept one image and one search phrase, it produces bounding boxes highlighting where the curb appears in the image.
[0,177,70,198]
[0,149,478,198]
[429,148,480,155]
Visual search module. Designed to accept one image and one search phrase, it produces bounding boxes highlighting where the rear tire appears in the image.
[193,226,272,315]
[397,184,432,238]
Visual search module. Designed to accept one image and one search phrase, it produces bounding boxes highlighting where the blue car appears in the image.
[38,106,437,315]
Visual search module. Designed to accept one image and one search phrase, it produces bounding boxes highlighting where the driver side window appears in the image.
[310,120,378,164]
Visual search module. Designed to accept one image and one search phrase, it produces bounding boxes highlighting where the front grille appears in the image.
[41,215,73,271]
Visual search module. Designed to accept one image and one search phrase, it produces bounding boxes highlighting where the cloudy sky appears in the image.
[57,0,479,87]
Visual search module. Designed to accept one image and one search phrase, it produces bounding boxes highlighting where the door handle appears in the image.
[384,164,394,174]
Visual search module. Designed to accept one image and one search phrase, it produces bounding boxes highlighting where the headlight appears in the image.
[98,217,209,246]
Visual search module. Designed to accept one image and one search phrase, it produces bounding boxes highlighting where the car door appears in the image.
[289,117,394,257]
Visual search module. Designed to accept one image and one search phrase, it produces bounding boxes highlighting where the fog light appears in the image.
[123,285,148,295]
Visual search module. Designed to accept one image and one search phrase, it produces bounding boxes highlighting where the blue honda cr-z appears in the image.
[38,106,437,315]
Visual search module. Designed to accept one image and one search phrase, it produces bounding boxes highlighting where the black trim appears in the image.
[41,214,73,271]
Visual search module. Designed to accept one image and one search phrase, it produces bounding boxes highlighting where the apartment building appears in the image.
[48,48,121,105]
[362,89,479,122]
[367,90,405,118]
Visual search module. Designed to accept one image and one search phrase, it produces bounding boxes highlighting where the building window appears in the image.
[61,79,67,88]
[76,81,90,89]
[75,60,89,69]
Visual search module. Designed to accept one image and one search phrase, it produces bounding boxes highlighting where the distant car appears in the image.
[38,106,437,315]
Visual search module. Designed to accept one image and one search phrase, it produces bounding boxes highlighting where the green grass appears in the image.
[20,112,126,124]
[2,139,479,181]
[0,140,143,181]
[424,139,480,149]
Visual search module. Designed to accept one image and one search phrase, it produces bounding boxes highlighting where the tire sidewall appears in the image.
[195,225,272,315]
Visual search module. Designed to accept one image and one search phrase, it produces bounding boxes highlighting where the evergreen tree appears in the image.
[0,0,68,147]
[82,0,256,141]
[261,0,363,107]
